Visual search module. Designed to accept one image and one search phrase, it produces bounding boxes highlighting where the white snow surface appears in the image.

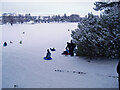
[1,23,119,88]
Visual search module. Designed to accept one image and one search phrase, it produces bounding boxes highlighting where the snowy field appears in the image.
[1,23,119,88]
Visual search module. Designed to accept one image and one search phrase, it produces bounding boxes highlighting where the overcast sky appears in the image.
[1,0,102,17]
[1,0,99,2]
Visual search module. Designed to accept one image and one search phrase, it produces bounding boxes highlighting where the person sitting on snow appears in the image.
[62,47,69,55]
[3,42,7,47]
[45,49,51,59]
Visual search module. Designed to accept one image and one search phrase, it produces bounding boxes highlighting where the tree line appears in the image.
[2,13,81,25]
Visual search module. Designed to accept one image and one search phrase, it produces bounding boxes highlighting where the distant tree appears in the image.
[69,14,80,22]
[25,14,31,22]
[2,13,81,24]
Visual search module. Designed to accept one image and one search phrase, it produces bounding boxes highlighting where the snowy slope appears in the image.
[2,23,119,88]
[0,25,2,89]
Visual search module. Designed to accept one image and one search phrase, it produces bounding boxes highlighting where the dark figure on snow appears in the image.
[67,42,71,49]
[45,49,51,59]
[10,41,13,43]
[3,42,7,47]
[19,40,22,44]
[10,20,13,26]
[68,40,76,56]
[50,48,56,51]
[62,47,69,55]
[10,22,13,26]
[117,61,120,90]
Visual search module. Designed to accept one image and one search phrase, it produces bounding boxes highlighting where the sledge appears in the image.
[61,51,69,55]
[44,57,52,60]
[61,53,69,55]
[50,48,56,51]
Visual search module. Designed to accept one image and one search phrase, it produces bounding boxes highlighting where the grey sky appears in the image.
[1,1,101,16]
[1,0,98,2]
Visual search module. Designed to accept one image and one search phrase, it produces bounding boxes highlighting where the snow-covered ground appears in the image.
[0,24,2,89]
[1,23,119,88]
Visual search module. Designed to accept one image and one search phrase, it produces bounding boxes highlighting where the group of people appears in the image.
[62,40,76,56]
[3,40,22,47]
[44,40,76,60]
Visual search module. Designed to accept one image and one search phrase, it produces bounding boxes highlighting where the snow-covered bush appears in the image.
[71,13,120,58]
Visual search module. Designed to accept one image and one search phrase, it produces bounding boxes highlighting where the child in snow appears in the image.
[62,47,69,55]
[10,41,13,43]
[69,40,76,56]
[20,40,22,44]
[45,49,52,59]
[3,42,7,47]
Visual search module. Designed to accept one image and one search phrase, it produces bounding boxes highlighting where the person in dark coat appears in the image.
[20,40,22,44]
[10,20,13,26]
[3,42,7,47]
[69,40,76,56]
[66,42,71,50]
[117,61,120,90]
[45,49,51,59]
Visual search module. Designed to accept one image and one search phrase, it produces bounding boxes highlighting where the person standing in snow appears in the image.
[10,19,13,26]
[69,40,76,56]
[66,42,71,50]
[117,61,120,90]
[45,49,51,59]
